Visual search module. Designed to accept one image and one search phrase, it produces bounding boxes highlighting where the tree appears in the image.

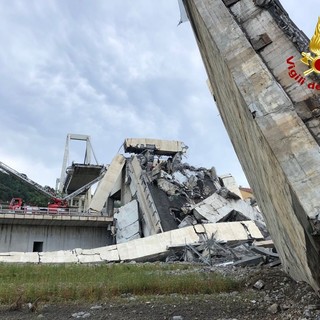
[0,171,51,206]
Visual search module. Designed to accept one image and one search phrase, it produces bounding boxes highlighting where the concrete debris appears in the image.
[0,137,275,267]
[220,174,243,199]
[120,139,268,244]
[232,255,265,267]
[114,200,140,244]
[253,280,265,290]
[90,305,102,310]
[267,303,280,315]
[265,259,281,268]
[72,311,91,318]
[191,192,266,227]
[250,245,279,259]
[178,215,197,229]
[172,230,279,267]
[0,221,264,264]
[124,138,187,156]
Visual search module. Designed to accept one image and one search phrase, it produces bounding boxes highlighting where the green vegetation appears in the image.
[0,171,51,206]
[0,263,241,304]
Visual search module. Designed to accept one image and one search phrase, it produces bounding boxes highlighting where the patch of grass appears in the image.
[0,263,242,304]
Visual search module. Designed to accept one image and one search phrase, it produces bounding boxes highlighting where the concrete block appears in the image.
[124,138,186,156]
[0,252,39,263]
[116,234,168,261]
[39,250,78,263]
[77,254,102,263]
[116,222,262,261]
[114,200,140,244]
[98,245,120,262]
[220,174,242,198]
[116,225,200,261]
[192,193,264,225]
[194,221,263,242]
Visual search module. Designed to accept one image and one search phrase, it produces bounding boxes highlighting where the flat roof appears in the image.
[0,211,113,227]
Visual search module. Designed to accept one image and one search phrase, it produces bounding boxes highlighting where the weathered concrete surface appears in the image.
[89,154,125,212]
[0,252,39,263]
[184,0,320,292]
[0,224,111,252]
[40,250,79,263]
[127,156,163,236]
[124,138,187,156]
[220,174,243,199]
[192,192,264,224]
[114,200,141,243]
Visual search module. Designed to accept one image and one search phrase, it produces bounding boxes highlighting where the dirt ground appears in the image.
[1,265,320,320]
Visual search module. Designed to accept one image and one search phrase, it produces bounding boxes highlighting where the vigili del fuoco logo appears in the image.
[286,17,320,90]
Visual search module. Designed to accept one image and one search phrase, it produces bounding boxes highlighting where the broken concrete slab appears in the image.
[89,154,125,212]
[0,252,39,263]
[127,156,163,236]
[220,174,243,199]
[116,226,197,261]
[194,221,263,243]
[77,253,102,264]
[115,221,263,262]
[0,220,264,264]
[178,215,197,228]
[98,245,120,262]
[157,178,180,196]
[39,250,78,263]
[124,138,187,156]
[114,200,140,244]
[192,192,265,226]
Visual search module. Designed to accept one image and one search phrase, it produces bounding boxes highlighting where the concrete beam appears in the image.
[89,154,126,212]
[0,252,39,263]
[184,0,320,292]
[127,156,162,236]
[124,138,187,156]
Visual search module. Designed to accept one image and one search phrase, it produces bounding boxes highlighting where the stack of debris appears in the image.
[87,138,274,267]
[167,237,279,268]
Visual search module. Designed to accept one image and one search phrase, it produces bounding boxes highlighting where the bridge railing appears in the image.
[0,206,109,217]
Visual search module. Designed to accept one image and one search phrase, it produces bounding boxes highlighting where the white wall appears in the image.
[0,224,112,252]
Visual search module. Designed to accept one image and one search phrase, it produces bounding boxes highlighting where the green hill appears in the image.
[0,171,52,207]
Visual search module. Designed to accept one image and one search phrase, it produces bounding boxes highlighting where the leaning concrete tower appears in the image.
[183,0,320,293]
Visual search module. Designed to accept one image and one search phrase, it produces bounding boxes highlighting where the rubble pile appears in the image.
[0,138,276,268]
[167,238,280,268]
[102,138,274,267]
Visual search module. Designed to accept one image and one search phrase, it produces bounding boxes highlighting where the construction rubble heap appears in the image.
[0,138,277,267]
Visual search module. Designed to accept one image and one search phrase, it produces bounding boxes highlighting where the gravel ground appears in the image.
[1,265,320,320]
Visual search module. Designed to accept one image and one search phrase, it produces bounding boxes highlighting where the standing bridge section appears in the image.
[183,0,320,293]
[58,134,105,209]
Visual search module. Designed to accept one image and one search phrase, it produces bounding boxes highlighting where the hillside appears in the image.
[0,171,52,207]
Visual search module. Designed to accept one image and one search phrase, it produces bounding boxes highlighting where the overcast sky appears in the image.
[0,1,318,190]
